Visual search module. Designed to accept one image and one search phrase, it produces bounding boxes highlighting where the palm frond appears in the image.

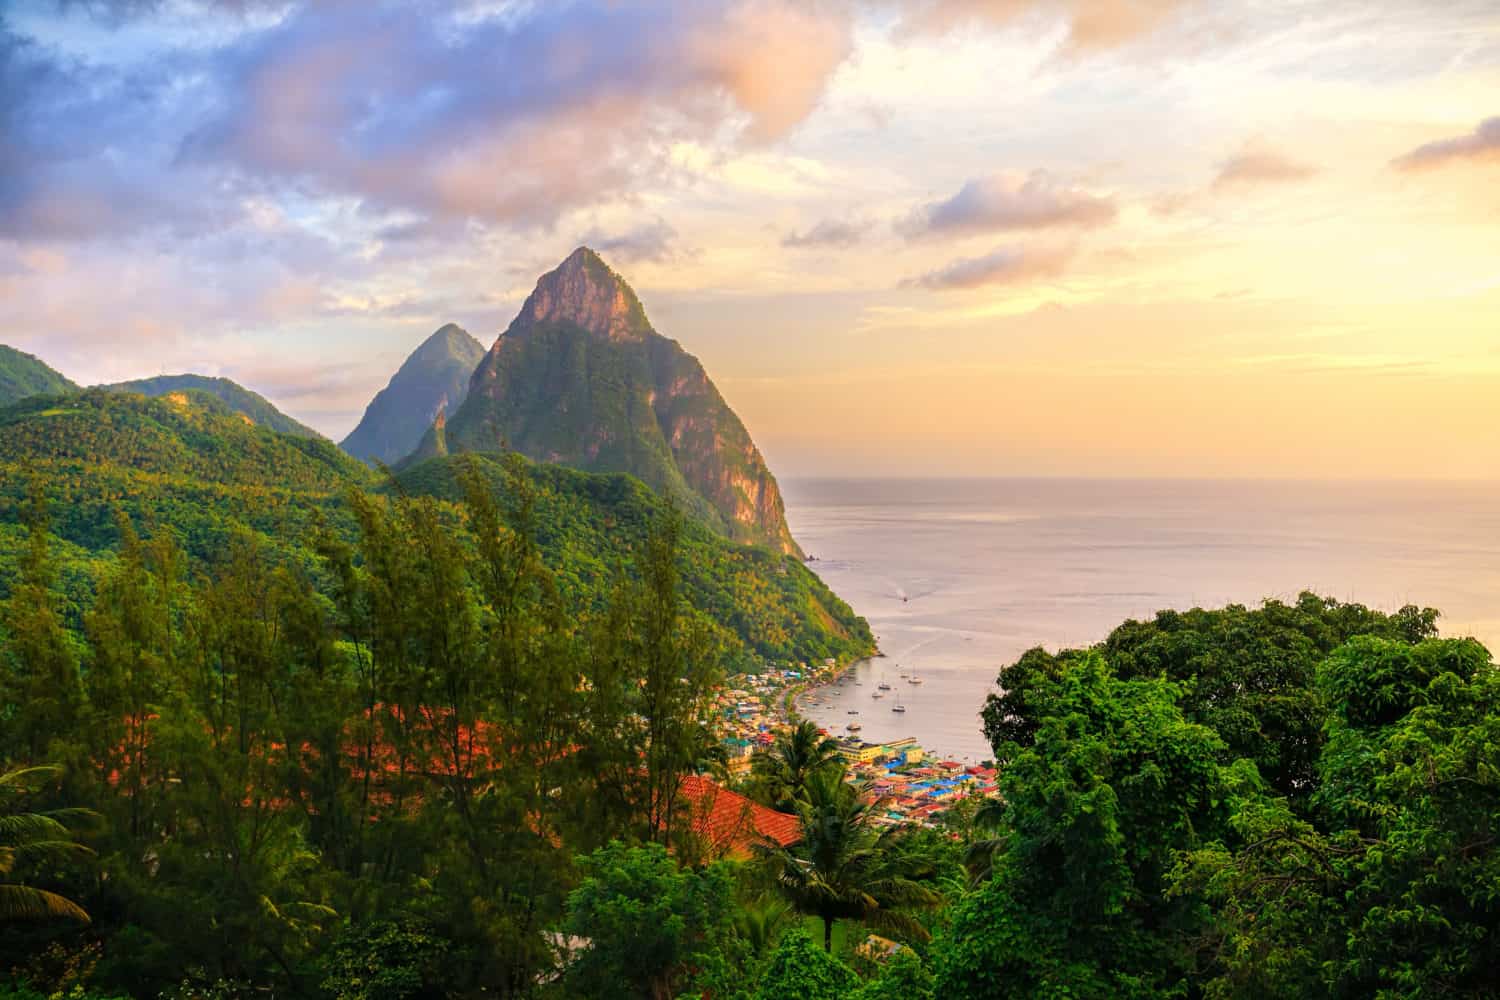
[11,840,96,862]
[0,813,72,843]
[0,885,90,923]
[0,766,64,790]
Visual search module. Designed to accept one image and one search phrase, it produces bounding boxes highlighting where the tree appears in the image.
[0,488,83,763]
[983,596,1443,802]
[1175,636,1500,999]
[751,719,844,811]
[960,795,1006,886]
[936,653,1231,999]
[564,841,736,1000]
[752,925,858,1000]
[0,766,93,923]
[852,947,935,1000]
[581,507,726,849]
[758,768,942,952]
[318,919,450,1000]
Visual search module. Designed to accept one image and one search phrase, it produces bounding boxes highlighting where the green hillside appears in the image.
[0,344,77,405]
[0,391,871,669]
[103,373,322,438]
[0,389,366,492]
[396,454,872,667]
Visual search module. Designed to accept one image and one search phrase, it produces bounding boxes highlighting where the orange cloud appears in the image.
[1212,146,1319,191]
[899,0,1192,51]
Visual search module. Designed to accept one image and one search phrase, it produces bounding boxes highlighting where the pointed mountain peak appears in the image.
[340,323,485,466]
[406,323,480,367]
[512,247,649,342]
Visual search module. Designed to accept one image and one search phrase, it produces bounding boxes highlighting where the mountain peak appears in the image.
[340,323,485,465]
[512,247,649,342]
[446,252,804,557]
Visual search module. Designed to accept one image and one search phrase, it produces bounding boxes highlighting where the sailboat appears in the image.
[871,689,884,699]
[892,696,906,714]
[908,670,924,685]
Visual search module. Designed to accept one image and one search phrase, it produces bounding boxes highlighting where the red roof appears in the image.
[677,775,802,859]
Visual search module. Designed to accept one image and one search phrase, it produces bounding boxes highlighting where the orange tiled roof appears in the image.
[678,775,801,859]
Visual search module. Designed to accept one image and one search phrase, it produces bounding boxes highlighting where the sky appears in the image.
[3,0,1498,479]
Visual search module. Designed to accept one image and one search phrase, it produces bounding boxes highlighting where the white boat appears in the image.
[909,673,924,685]
[871,690,884,699]
[892,700,906,713]
[878,682,891,691]
[846,722,862,733]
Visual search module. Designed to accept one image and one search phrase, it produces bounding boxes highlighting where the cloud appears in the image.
[898,0,1194,52]
[782,218,872,248]
[0,25,239,240]
[177,1,854,231]
[1212,146,1319,191]
[1,2,855,241]
[582,218,685,264]
[1391,116,1500,172]
[901,171,1116,239]
[903,244,1071,290]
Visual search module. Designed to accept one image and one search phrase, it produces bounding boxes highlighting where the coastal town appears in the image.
[716,659,998,827]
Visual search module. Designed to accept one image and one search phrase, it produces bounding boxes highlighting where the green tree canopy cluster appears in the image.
[937,596,1499,999]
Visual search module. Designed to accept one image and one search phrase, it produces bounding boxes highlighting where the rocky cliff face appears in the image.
[341,324,485,465]
[444,248,803,557]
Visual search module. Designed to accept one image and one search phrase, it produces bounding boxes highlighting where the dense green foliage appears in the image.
[1,378,1493,997]
[340,325,486,466]
[0,390,368,494]
[395,455,871,667]
[0,463,736,995]
[941,597,1499,999]
[983,594,1440,799]
[0,393,871,669]
[0,766,93,923]
[747,719,843,811]
[563,842,736,1000]
[102,375,322,439]
[757,768,943,953]
[752,927,858,1000]
[0,346,77,407]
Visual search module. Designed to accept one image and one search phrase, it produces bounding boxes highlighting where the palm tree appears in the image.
[732,897,793,958]
[0,765,94,923]
[756,768,943,952]
[962,794,1008,885]
[752,719,842,810]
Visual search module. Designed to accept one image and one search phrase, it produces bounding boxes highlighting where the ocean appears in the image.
[782,478,1500,763]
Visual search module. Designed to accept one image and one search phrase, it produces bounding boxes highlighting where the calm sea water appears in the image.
[783,478,1500,762]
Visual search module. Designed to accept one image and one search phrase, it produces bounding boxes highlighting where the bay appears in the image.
[783,478,1500,762]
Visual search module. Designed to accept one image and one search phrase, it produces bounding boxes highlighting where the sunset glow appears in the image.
[4,0,1498,477]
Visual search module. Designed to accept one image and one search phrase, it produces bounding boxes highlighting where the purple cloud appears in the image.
[1,2,854,241]
[903,244,1072,290]
[782,218,872,248]
[901,172,1116,239]
[581,219,685,264]
[1392,116,1500,172]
